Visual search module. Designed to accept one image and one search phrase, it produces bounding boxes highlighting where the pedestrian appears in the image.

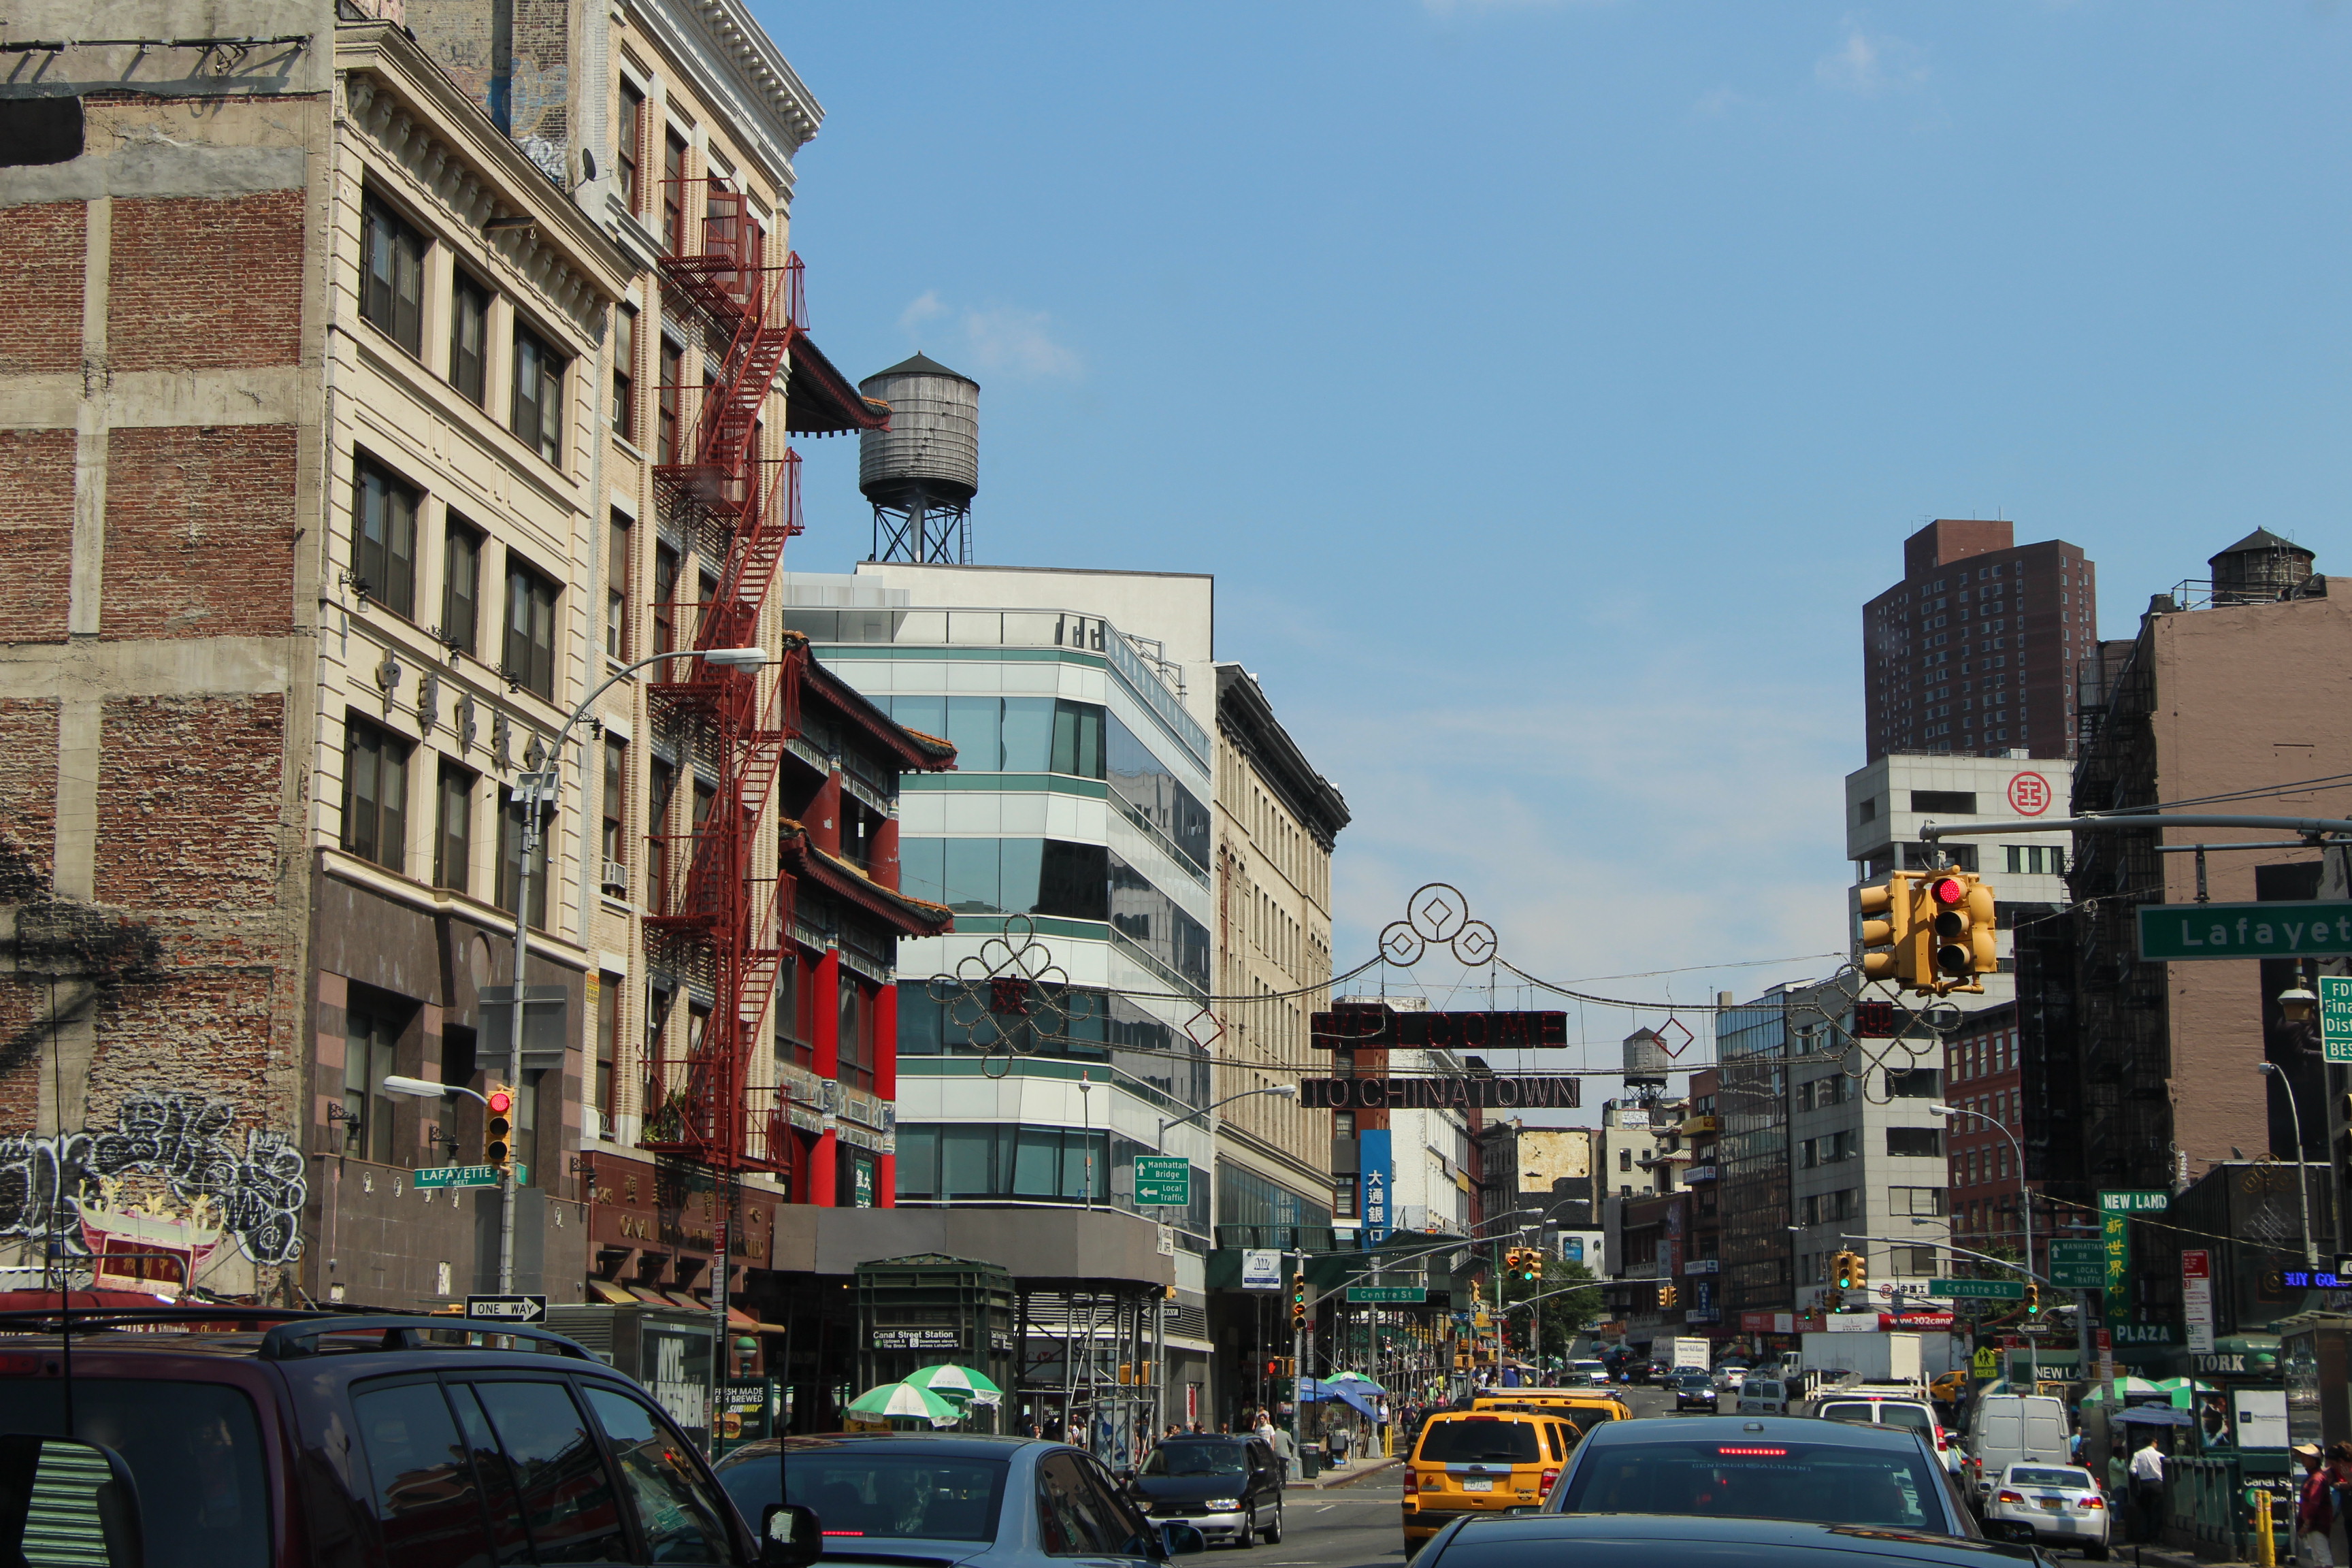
[2129,1434,2168,1544]
[1256,1411,1297,1485]
[2293,1443,2334,1567]
[1329,1424,1351,1467]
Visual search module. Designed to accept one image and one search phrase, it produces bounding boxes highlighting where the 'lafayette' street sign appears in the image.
[1301,1077,1580,1110]
[2138,902,2352,961]
[416,1164,518,1190]
[1928,1278,2026,1300]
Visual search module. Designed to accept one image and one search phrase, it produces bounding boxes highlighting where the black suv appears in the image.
[0,1305,815,1568]
[1126,1435,1285,1548]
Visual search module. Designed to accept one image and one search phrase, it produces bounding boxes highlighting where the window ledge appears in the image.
[610,433,650,463]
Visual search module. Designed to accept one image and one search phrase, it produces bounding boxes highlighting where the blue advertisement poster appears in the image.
[1360,1129,1393,1244]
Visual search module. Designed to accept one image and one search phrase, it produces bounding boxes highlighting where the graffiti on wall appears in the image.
[0,1092,307,1267]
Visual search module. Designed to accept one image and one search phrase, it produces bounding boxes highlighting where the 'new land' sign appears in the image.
[2138,902,2352,961]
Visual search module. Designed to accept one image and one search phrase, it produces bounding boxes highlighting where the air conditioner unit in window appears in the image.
[602,858,627,895]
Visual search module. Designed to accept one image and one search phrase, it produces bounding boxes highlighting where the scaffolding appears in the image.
[1017,1287,1167,1460]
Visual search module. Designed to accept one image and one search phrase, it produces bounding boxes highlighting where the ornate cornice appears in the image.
[626,0,821,196]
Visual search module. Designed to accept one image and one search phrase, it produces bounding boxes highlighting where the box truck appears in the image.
[1801,1330,1925,1385]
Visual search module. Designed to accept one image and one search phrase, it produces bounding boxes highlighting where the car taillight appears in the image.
[0,1352,48,1375]
[2081,1496,2105,1510]
[1997,1491,2027,1505]
[1403,1472,1418,1494]
[1540,1469,1559,1491]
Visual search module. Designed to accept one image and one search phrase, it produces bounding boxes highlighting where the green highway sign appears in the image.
[416,1164,516,1190]
[2323,977,2352,1065]
[2050,1239,2108,1287]
[2050,1240,2106,1262]
[2100,1190,2168,1214]
[1134,1156,1191,1207]
[1929,1278,2026,1301]
[1346,1285,1427,1303]
[2138,902,2352,962]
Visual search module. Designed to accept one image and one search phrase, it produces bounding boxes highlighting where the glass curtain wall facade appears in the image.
[1716,991,1794,1318]
[789,579,1218,1252]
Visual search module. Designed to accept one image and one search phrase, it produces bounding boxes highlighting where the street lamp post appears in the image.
[1930,1102,2031,1286]
[2257,1062,2320,1268]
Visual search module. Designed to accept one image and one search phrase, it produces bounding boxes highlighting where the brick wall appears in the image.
[0,698,59,900]
[103,425,299,638]
[0,201,85,376]
[0,429,77,642]
[110,191,304,372]
[95,693,287,911]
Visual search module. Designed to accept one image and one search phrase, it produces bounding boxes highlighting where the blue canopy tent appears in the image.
[1296,1377,1382,1420]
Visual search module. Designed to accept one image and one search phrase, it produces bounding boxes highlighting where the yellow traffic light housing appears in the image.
[1657,1283,1679,1309]
[2023,1284,2041,1318]
[1529,1250,1544,1282]
[1859,872,1927,990]
[485,1083,515,1172]
[1831,1250,1857,1292]
[1848,1249,1869,1294]
[1290,1273,1307,1328]
[1925,871,1997,994]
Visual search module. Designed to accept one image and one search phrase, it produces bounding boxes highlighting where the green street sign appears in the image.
[1346,1285,1427,1303]
[1134,1156,1190,1207]
[2048,1238,2107,1289]
[2100,1190,2168,1214]
[1929,1278,2026,1300]
[2138,902,2352,962]
[416,1164,514,1190]
[2049,1240,2106,1262]
[2323,976,2352,1065]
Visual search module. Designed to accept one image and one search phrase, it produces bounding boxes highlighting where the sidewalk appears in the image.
[2125,1539,2259,1568]
[1289,1455,1403,1490]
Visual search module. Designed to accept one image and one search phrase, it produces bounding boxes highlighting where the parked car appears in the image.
[1122,1433,1285,1548]
[0,1305,825,1568]
[1814,1390,1963,1474]
[1668,1372,1719,1411]
[1407,1509,2036,1568]
[1980,1463,2109,1558]
[1403,1409,1579,1552]
[718,1431,1210,1563]
[1540,1414,1978,1538]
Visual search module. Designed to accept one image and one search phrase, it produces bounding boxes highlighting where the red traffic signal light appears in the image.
[486,1088,513,1115]
[485,1084,514,1170]
[1928,876,1968,907]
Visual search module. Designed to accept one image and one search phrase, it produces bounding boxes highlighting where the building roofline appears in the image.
[857,561,1213,583]
[1213,664,1350,849]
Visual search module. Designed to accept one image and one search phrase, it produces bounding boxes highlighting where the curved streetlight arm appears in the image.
[1930,1101,2032,1280]
[1158,1085,1298,1141]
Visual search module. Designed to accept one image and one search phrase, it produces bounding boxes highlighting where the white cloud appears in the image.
[1693,85,1753,116]
[894,292,1083,380]
[1814,23,1927,96]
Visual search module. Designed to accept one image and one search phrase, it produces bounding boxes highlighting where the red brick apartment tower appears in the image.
[1863,520,2099,762]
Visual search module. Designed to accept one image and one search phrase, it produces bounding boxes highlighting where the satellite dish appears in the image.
[578,149,598,182]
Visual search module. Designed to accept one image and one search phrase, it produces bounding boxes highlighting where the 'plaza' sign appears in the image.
[1301,1076,1581,1109]
[2138,902,2352,961]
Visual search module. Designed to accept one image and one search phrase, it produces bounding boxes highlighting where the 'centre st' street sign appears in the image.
[1347,1286,1428,1303]
[1134,1157,1191,1207]
[1928,1279,2026,1301]
[2138,902,2352,961]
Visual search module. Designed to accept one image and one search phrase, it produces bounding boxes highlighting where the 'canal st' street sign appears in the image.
[416,1164,519,1190]
[1134,1157,1191,1207]
[1346,1286,1428,1303]
[1929,1279,2026,1301]
[2322,976,2352,1065]
[2138,902,2352,962]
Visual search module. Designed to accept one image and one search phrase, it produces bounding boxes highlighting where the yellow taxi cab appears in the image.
[1469,1387,1633,1432]
[1403,1409,1577,1550]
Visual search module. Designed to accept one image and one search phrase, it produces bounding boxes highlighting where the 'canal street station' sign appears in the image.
[2138,902,2352,961]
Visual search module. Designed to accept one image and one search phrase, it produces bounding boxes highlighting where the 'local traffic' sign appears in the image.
[1134,1157,1190,1207]
[2138,902,2352,962]
[1928,1278,2025,1301]
[466,1294,548,1323]
[2050,1239,2109,1289]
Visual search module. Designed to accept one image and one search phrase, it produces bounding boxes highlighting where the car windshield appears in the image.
[715,1452,1009,1543]
[1818,1402,1933,1433]
[1141,1444,1248,1477]
[2012,1468,2094,1488]
[1419,1421,1543,1465]
[1559,1439,1944,1532]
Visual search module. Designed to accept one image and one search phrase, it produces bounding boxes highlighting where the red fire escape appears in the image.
[643,177,806,1181]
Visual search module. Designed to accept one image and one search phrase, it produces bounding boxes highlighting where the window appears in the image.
[594,973,619,1135]
[359,194,424,354]
[579,1386,733,1558]
[775,955,811,1070]
[497,787,549,929]
[355,1382,490,1568]
[601,737,627,882]
[343,718,410,872]
[651,540,680,654]
[344,992,402,1164]
[503,559,559,700]
[1885,1067,1942,1098]
[456,1381,627,1561]
[1619,1149,1632,1172]
[511,325,566,464]
[1908,790,1976,815]
[434,761,474,891]
[617,80,646,212]
[1890,1186,1947,1217]
[662,129,688,251]
[1886,1126,1943,1158]
[719,1451,1010,1548]
[647,758,676,911]
[656,340,683,464]
[1333,1173,1357,1219]
[610,304,636,441]
[352,459,419,617]
[449,270,490,405]
[1857,796,1876,824]
[440,517,481,654]
[1889,1245,1940,1275]
[838,972,872,1094]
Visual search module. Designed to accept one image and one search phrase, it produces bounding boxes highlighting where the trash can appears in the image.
[1298,1446,1322,1481]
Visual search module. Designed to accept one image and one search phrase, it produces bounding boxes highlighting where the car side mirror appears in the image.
[761,1503,822,1568]
[0,1435,144,1567]
[1159,1521,1209,1556]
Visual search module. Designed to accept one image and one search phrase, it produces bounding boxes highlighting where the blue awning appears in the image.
[1296,1378,1381,1420]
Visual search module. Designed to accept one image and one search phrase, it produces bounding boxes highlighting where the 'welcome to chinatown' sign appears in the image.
[1311,1009,1568,1049]
[1301,1076,1582,1109]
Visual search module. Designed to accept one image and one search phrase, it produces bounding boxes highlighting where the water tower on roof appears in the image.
[2208,528,2318,605]
[860,353,979,564]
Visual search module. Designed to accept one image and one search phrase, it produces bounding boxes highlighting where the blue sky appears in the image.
[760,3,2352,1082]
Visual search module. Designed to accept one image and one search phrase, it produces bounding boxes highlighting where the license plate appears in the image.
[1462,1480,1494,1492]
[2039,1499,2063,1512]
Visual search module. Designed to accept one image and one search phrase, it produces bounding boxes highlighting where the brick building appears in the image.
[1944,1000,2028,1266]
[1862,519,2099,762]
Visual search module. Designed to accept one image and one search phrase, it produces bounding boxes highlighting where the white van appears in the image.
[1737,1377,1791,1415]
[1965,1394,2072,1503]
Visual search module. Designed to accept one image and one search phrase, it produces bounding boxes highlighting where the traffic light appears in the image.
[1291,1273,1307,1329]
[1846,1250,1869,1294]
[485,1083,515,1172]
[1657,1284,1678,1309]
[2023,1284,2041,1318]
[1859,872,1927,990]
[1924,870,1998,995]
[1831,1250,1858,1292]
[1528,1250,1544,1283]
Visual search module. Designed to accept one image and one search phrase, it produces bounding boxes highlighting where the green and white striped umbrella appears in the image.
[846,1380,962,1426]
[904,1363,1004,1407]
